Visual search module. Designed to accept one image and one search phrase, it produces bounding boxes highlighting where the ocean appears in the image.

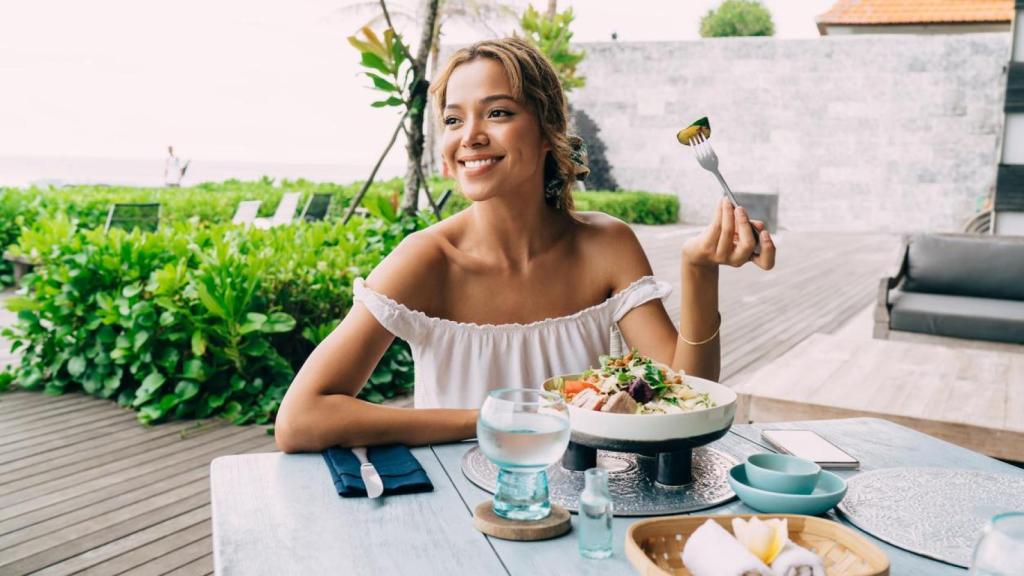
[0,156,405,188]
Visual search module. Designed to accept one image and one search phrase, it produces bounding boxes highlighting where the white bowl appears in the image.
[544,374,737,444]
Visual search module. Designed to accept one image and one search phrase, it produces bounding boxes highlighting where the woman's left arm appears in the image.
[617,198,776,381]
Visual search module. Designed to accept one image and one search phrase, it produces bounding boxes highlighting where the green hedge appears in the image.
[2,214,427,424]
[0,179,678,422]
[0,178,436,283]
[0,179,678,286]
[575,190,678,225]
[416,185,679,225]
[0,177,399,230]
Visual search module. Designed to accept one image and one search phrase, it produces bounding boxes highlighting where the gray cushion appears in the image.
[890,291,1024,344]
[904,234,1024,301]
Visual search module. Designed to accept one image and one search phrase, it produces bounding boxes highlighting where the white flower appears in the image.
[732,517,789,564]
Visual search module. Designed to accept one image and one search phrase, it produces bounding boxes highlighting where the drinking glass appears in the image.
[970,512,1024,576]
[477,388,570,521]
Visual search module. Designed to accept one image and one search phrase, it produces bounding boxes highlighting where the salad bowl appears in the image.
[542,352,736,485]
[543,373,737,452]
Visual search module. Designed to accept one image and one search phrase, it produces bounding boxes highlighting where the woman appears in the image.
[274,38,774,452]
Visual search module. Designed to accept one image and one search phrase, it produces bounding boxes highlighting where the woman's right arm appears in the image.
[274,233,478,453]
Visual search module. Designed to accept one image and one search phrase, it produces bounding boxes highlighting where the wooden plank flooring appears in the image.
[0,391,275,575]
[0,228,902,574]
[631,227,903,382]
[735,333,1024,461]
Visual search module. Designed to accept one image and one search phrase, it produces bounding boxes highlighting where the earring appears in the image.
[544,175,564,207]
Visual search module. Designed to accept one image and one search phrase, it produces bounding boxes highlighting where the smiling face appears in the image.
[441,58,550,204]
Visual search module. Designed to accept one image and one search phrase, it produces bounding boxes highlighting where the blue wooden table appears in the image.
[210,418,1022,575]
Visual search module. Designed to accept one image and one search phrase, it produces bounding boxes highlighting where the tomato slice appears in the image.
[564,380,599,397]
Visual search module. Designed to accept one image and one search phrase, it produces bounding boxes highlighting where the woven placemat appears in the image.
[461,445,736,516]
[838,467,1024,567]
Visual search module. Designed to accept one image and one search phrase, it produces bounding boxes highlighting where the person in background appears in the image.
[164,145,190,187]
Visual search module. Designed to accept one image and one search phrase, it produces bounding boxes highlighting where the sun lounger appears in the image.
[252,192,301,229]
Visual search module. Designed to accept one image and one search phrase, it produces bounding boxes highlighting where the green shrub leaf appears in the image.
[182,359,205,381]
[133,371,166,407]
[103,371,122,397]
[175,380,200,400]
[139,405,164,424]
[206,392,227,410]
[67,356,86,377]
[191,331,206,356]
[159,393,179,412]
[262,312,295,334]
[240,312,267,334]
[133,330,150,351]
[196,283,226,318]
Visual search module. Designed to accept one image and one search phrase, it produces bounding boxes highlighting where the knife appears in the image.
[351,447,384,498]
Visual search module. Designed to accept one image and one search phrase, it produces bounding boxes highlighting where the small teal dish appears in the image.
[745,453,821,495]
[728,464,847,516]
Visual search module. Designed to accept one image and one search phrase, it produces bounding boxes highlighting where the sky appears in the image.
[0,0,836,173]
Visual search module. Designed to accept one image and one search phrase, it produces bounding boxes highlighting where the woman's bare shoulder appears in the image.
[574,210,634,240]
[573,211,653,290]
[363,225,452,313]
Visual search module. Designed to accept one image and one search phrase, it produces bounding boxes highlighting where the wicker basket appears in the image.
[626,514,889,576]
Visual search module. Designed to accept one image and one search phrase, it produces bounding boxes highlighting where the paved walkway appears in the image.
[0,226,904,575]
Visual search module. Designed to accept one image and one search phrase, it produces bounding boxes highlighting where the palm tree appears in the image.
[338,1,519,75]
[338,0,520,179]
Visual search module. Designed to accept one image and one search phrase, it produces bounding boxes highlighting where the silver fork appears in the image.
[689,133,762,256]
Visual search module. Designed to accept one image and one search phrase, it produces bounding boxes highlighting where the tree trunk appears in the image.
[424,26,442,176]
[546,0,557,17]
[401,0,441,215]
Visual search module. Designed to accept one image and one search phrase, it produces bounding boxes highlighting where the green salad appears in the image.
[546,350,715,415]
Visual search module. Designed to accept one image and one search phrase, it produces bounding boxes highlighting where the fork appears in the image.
[689,133,762,256]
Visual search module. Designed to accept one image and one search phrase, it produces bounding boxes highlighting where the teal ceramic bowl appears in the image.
[745,453,821,495]
[728,464,847,516]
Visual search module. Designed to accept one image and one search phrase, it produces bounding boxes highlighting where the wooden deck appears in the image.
[0,228,903,575]
[0,391,275,575]
[632,227,904,382]
[736,333,1024,462]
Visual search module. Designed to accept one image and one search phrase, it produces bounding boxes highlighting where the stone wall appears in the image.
[568,34,1010,232]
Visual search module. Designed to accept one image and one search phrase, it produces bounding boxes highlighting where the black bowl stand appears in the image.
[561,427,731,486]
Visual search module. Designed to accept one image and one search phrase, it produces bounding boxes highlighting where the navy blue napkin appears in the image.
[321,444,434,498]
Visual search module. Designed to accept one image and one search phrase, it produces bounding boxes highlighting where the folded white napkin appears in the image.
[770,543,826,576]
[682,519,772,576]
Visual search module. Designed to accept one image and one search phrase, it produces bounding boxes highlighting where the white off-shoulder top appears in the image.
[352,275,672,409]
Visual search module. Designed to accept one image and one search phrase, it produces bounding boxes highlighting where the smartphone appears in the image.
[761,429,860,469]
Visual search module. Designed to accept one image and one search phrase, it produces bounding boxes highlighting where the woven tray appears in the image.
[626,514,890,576]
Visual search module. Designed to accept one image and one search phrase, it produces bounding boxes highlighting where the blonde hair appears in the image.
[429,37,576,211]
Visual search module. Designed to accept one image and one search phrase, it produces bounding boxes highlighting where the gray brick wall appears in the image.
[437,34,1009,232]
[568,34,1010,232]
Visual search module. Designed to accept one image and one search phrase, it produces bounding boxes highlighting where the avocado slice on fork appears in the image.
[676,117,711,145]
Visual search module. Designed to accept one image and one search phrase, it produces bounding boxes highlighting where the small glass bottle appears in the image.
[578,468,614,559]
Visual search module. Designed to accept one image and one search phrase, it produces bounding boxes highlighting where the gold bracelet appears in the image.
[679,312,721,346]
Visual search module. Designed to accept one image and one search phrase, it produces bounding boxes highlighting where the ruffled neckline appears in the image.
[354,275,661,333]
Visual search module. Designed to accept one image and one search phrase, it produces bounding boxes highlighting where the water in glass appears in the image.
[478,389,570,521]
[970,512,1024,576]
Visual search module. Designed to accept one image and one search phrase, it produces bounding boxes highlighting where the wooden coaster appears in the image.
[472,501,572,541]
